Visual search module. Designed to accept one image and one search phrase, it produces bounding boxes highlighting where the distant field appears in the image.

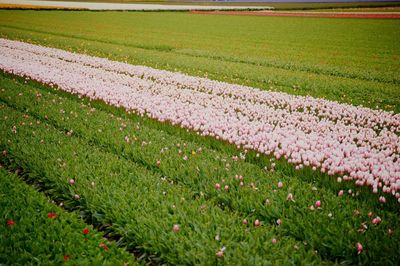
[39,0,400,9]
[0,10,398,112]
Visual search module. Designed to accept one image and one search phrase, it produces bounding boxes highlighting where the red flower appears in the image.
[47,213,58,219]
[83,228,89,235]
[99,243,109,251]
[7,219,15,226]
[63,255,69,261]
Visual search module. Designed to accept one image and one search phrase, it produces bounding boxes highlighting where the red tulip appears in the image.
[83,228,89,235]
[47,213,58,219]
[7,219,15,226]
[99,243,109,251]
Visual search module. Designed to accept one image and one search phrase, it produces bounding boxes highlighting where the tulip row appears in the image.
[0,38,398,199]
[1,72,399,264]
[0,167,137,265]
[1,103,323,264]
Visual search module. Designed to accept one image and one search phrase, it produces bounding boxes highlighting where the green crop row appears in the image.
[0,167,137,265]
[0,101,325,264]
[0,10,399,112]
[1,72,398,264]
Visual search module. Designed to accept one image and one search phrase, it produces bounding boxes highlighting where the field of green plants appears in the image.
[0,10,399,265]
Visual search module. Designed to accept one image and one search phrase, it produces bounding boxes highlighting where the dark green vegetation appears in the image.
[0,10,399,113]
[1,70,399,264]
[0,167,136,265]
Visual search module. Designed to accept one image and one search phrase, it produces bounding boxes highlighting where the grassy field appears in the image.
[0,10,399,113]
[0,9,399,265]
[0,167,136,265]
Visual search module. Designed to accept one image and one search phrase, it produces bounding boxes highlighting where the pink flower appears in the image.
[338,190,344,197]
[372,216,381,225]
[224,185,229,192]
[287,193,294,201]
[271,238,277,244]
[356,242,363,255]
[172,224,180,233]
[215,250,224,258]
[69,179,75,185]
[156,160,161,167]
[379,196,386,203]
[315,200,321,208]
[254,219,261,227]
[242,219,248,225]
[277,181,283,188]
[276,219,282,225]
[215,183,221,190]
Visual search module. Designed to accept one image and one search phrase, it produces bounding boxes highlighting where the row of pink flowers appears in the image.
[0,38,399,201]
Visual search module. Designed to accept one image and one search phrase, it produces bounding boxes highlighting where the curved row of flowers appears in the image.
[0,38,399,201]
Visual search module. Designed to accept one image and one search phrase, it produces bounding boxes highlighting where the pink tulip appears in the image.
[224,185,229,192]
[338,190,344,197]
[315,200,321,208]
[254,219,261,227]
[215,183,221,190]
[372,217,381,225]
[271,238,277,244]
[277,181,283,188]
[379,196,386,203]
[287,193,294,201]
[243,219,248,225]
[356,242,363,255]
[69,179,75,185]
[172,224,180,233]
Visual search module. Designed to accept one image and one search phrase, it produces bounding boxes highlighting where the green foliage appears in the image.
[0,10,398,112]
[0,72,399,264]
[0,168,136,265]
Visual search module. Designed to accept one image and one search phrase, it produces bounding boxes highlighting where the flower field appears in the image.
[1,38,399,199]
[0,9,399,265]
